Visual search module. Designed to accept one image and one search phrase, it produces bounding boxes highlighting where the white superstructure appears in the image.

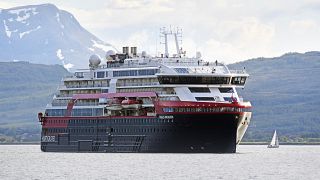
[46,28,250,118]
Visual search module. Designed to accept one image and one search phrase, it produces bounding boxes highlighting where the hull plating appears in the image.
[40,113,245,153]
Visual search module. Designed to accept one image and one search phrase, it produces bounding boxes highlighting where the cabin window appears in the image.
[102,89,108,93]
[97,71,105,78]
[75,72,84,78]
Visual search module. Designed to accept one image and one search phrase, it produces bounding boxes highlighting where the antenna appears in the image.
[160,26,182,58]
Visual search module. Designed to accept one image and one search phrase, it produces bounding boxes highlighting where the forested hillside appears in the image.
[229,51,320,142]
[0,61,69,142]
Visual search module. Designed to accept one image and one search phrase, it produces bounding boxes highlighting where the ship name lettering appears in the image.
[159,115,174,119]
[42,136,55,142]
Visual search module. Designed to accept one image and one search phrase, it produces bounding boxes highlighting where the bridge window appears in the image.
[219,88,234,93]
[189,87,210,93]
[231,77,246,85]
[158,76,230,85]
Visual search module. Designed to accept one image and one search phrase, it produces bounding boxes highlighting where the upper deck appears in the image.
[65,56,248,81]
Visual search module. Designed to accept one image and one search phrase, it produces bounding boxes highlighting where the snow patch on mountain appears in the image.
[8,7,38,22]
[92,39,113,52]
[3,20,11,38]
[63,63,74,70]
[19,25,41,38]
[55,12,64,29]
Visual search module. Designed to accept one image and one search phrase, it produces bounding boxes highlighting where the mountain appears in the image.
[0,61,69,142]
[229,51,320,142]
[0,3,116,69]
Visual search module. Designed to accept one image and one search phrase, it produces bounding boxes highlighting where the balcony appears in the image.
[116,82,160,87]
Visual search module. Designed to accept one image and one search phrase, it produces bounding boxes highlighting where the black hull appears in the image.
[41,113,240,153]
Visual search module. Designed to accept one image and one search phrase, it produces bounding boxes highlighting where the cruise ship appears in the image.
[38,28,252,153]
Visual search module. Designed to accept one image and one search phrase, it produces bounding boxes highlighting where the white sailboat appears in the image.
[267,130,279,148]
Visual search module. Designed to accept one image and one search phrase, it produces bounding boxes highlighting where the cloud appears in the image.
[0,1,20,9]
[1,0,319,63]
[290,19,318,30]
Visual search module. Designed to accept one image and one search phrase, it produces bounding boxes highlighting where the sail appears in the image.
[275,133,279,146]
[270,130,277,145]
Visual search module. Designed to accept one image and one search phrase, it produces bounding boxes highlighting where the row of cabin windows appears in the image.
[162,107,244,113]
[113,69,159,77]
[46,127,171,134]
[45,108,103,117]
[47,118,173,125]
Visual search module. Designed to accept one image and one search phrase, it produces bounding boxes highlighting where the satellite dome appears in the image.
[106,50,116,60]
[89,54,101,66]
[141,51,147,57]
[196,51,202,59]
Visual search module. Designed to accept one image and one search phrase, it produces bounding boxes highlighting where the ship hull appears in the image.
[40,113,249,153]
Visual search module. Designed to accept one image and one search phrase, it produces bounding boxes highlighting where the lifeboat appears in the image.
[106,98,123,111]
[121,99,142,109]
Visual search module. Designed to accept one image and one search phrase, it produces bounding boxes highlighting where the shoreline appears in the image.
[240,142,320,145]
[1,142,320,145]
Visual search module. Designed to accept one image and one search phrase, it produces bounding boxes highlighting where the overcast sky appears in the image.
[1,0,320,63]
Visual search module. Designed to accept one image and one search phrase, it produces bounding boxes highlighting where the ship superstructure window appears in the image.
[97,71,105,78]
[223,97,233,102]
[75,72,84,78]
[138,69,159,76]
[218,88,234,93]
[71,108,103,116]
[117,87,174,94]
[45,109,66,116]
[45,108,103,116]
[174,68,189,74]
[195,97,215,101]
[189,87,210,93]
[231,77,246,85]
[158,76,230,85]
[113,69,159,77]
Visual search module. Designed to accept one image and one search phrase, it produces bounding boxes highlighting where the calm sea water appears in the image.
[0,145,319,180]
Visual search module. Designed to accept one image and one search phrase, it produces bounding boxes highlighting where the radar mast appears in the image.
[160,26,182,57]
